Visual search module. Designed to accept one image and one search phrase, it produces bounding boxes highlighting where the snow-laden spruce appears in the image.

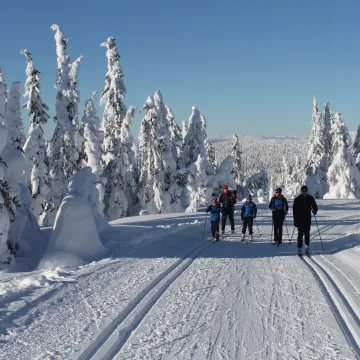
[323,100,333,162]
[282,155,304,198]
[81,92,103,178]
[21,49,51,221]
[352,124,360,171]
[185,153,208,212]
[166,105,183,169]
[5,82,26,152]
[138,92,183,214]
[100,37,131,220]
[201,115,216,171]
[0,68,7,121]
[41,25,83,227]
[120,106,138,213]
[182,106,207,168]
[304,97,328,198]
[231,134,245,198]
[324,113,360,199]
[0,88,13,264]
[182,120,188,139]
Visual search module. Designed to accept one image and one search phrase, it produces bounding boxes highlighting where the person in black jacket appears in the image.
[269,187,288,244]
[218,184,237,235]
[293,185,318,255]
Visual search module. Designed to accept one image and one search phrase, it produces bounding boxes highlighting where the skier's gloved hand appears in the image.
[241,216,244,220]
[312,211,317,215]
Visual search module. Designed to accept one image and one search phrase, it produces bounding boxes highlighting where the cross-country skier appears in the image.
[293,185,318,255]
[206,198,222,240]
[269,187,288,245]
[218,184,236,235]
[241,194,257,241]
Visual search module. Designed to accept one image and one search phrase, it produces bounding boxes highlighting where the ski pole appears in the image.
[284,218,290,242]
[202,212,208,240]
[254,218,261,236]
[314,214,324,252]
[290,226,296,244]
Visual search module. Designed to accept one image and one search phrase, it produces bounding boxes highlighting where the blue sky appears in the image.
[2,0,360,138]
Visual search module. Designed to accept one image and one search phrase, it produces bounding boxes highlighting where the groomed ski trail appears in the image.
[77,234,227,360]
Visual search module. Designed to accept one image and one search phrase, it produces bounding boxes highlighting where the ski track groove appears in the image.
[300,213,360,357]
[77,228,236,360]
[301,254,360,358]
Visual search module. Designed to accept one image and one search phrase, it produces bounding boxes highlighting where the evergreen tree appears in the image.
[201,115,216,170]
[41,24,83,226]
[231,134,245,197]
[166,105,183,168]
[324,113,360,199]
[182,106,207,168]
[304,97,328,198]
[81,92,103,178]
[182,120,188,140]
[137,92,181,213]
[0,68,7,121]
[120,106,137,211]
[21,49,51,221]
[100,37,129,220]
[352,124,360,170]
[6,82,26,151]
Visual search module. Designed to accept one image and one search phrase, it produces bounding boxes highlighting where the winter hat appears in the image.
[275,187,282,193]
[301,185,308,192]
[223,184,228,189]
[247,194,252,201]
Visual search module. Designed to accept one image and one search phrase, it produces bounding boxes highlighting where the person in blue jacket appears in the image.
[269,187,289,244]
[241,195,257,241]
[206,198,222,240]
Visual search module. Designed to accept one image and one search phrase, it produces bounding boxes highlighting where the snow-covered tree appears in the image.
[6,82,26,151]
[185,154,208,212]
[324,113,360,199]
[323,100,332,157]
[201,115,216,171]
[100,36,129,220]
[41,25,83,226]
[304,97,328,198]
[120,106,138,212]
[182,120,188,140]
[137,92,181,214]
[282,155,304,198]
[231,134,245,198]
[352,124,360,170]
[182,107,207,168]
[81,92,103,178]
[166,105,183,168]
[0,68,7,121]
[21,49,51,221]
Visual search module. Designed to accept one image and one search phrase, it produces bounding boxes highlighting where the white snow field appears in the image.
[1,200,360,359]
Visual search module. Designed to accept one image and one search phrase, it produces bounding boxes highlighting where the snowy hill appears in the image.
[1,199,360,358]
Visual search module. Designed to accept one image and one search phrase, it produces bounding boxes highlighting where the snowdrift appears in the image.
[40,168,107,269]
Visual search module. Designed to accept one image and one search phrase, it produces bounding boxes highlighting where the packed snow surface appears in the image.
[1,200,360,359]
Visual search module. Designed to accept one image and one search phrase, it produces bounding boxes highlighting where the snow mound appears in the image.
[40,168,107,269]
[156,219,200,229]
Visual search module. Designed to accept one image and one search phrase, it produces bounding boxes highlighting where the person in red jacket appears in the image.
[218,184,237,235]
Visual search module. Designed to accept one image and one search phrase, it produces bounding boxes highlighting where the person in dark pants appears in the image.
[269,187,288,244]
[206,198,222,240]
[241,194,257,241]
[293,185,318,255]
[218,184,237,235]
